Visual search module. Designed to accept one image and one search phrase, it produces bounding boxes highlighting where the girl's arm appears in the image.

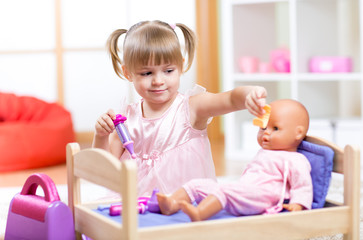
[189,86,267,130]
[109,132,125,159]
[93,127,125,159]
[92,109,125,159]
[92,133,110,150]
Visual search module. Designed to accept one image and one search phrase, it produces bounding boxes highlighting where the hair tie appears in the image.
[169,23,176,30]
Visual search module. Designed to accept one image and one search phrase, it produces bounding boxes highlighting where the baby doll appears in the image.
[157,99,312,221]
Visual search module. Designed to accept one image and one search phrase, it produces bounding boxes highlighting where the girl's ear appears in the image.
[122,65,132,82]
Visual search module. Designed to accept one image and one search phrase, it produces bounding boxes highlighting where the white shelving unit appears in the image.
[220,0,363,169]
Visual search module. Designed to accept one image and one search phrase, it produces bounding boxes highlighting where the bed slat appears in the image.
[73,148,122,193]
[75,206,122,239]
[138,207,350,240]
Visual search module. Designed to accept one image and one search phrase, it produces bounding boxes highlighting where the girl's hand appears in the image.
[245,86,267,117]
[95,109,117,137]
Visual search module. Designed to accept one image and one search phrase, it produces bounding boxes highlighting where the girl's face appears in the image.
[257,104,301,152]
[127,62,181,108]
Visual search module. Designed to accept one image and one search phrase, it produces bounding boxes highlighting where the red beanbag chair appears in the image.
[0,92,75,172]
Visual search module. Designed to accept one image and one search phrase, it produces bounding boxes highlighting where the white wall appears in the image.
[0,0,196,132]
[0,0,57,100]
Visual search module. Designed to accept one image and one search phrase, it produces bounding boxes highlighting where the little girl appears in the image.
[93,20,267,196]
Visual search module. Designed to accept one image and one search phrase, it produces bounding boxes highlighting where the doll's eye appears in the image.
[273,126,279,131]
[261,127,267,130]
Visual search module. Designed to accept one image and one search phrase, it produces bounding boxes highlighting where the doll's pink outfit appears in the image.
[119,86,216,197]
[183,149,313,216]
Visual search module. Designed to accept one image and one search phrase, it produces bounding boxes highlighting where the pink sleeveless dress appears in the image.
[119,88,216,197]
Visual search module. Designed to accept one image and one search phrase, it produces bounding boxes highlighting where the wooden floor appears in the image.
[0,139,225,187]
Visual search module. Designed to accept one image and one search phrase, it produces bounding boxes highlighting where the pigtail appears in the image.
[107,29,128,79]
[175,23,196,72]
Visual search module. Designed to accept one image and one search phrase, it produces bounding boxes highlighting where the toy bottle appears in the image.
[113,114,137,159]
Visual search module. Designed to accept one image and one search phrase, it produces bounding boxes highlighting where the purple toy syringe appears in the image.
[113,114,137,159]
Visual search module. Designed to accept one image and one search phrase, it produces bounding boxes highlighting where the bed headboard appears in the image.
[66,143,138,239]
[305,135,360,232]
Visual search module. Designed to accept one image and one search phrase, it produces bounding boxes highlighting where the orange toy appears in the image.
[253,104,271,128]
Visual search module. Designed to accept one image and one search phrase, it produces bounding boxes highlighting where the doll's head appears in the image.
[107,20,196,79]
[257,99,309,152]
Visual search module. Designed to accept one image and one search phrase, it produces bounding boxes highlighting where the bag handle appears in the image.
[20,173,60,202]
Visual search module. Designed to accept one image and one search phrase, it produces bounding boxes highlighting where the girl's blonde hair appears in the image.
[107,20,196,79]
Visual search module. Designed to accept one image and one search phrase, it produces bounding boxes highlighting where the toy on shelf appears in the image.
[238,56,259,73]
[270,48,290,73]
[309,56,352,73]
[238,48,290,74]
[113,114,137,159]
[5,173,75,240]
[258,62,272,73]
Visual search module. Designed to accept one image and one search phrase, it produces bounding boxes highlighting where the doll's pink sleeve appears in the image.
[288,154,313,210]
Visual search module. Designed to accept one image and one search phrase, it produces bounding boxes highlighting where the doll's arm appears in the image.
[288,156,313,210]
[282,203,304,211]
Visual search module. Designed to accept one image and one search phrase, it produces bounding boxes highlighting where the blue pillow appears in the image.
[297,140,334,209]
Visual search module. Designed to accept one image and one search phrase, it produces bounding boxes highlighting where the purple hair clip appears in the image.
[169,23,176,30]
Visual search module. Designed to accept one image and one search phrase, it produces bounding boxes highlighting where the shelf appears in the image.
[231,0,288,5]
[221,0,362,161]
[233,73,291,82]
[233,73,361,82]
[297,73,361,81]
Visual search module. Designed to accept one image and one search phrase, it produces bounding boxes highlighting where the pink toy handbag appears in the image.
[5,173,75,240]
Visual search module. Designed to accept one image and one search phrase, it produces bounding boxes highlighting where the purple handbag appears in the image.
[5,173,75,240]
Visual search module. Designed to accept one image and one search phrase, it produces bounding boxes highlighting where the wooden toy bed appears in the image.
[66,135,360,240]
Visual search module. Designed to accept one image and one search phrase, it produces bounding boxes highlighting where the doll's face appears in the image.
[257,99,309,152]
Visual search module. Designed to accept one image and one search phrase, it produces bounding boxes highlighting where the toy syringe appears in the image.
[113,114,137,159]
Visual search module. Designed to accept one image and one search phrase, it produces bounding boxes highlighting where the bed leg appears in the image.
[343,145,360,240]
[66,143,81,239]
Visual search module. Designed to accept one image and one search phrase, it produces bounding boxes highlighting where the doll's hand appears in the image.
[282,203,304,212]
[245,86,267,117]
[95,109,117,137]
